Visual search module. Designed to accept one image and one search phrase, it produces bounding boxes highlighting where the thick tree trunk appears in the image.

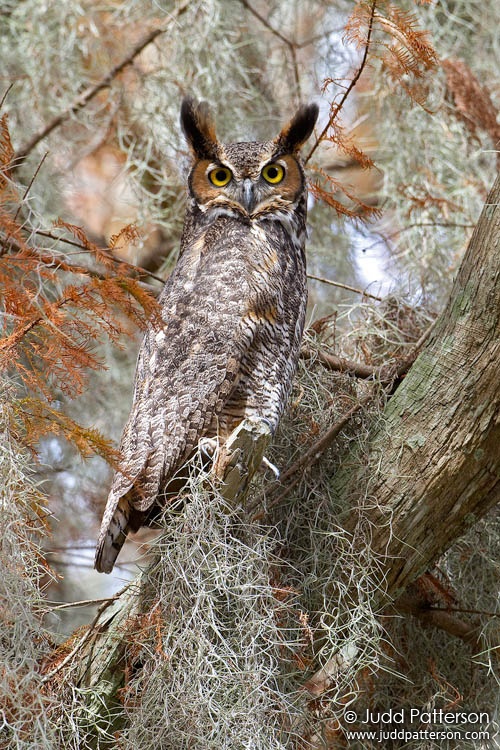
[305,172,500,697]
[343,171,500,598]
[48,176,500,744]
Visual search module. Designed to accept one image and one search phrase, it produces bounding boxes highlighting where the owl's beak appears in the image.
[241,178,256,214]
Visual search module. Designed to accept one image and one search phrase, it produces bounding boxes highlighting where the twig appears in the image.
[362,221,477,255]
[250,395,372,518]
[0,153,49,257]
[13,1,190,168]
[403,221,476,230]
[45,544,102,552]
[307,272,383,301]
[33,229,166,284]
[276,394,372,487]
[238,0,293,46]
[239,0,302,100]
[295,27,345,49]
[13,152,48,224]
[0,82,15,110]
[304,0,377,165]
[289,45,302,102]
[47,597,125,610]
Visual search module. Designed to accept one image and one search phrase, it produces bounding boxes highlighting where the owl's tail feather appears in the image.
[94,494,139,574]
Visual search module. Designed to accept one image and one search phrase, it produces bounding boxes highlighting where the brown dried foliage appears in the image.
[311,1,438,213]
[398,176,463,220]
[0,116,160,462]
[342,0,377,49]
[442,57,500,167]
[309,165,381,221]
[344,1,437,96]
[370,3,437,110]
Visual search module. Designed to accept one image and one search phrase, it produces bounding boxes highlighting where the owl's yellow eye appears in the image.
[208,166,232,187]
[262,163,285,184]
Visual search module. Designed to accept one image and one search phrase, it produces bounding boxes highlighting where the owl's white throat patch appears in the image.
[201,203,245,221]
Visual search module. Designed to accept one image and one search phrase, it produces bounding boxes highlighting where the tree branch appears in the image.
[394,586,482,654]
[307,272,383,301]
[239,0,302,100]
[13,1,190,168]
[300,346,380,379]
[33,229,166,284]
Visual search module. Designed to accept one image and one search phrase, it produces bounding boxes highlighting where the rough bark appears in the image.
[342,171,500,598]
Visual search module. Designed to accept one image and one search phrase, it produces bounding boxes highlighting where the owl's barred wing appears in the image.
[114,321,248,510]
[94,302,255,573]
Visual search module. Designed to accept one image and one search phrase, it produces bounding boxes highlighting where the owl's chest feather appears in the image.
[178,217,302,291]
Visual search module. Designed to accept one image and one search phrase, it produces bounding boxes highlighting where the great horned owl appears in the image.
[95,97,319,573]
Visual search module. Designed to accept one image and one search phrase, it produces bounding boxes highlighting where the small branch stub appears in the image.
[214,418,272,501]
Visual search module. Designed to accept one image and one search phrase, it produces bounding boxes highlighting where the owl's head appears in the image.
[181,97,319,219]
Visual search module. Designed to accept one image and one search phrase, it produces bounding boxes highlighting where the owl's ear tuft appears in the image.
[181,96,219,160]
[275,103,319,153]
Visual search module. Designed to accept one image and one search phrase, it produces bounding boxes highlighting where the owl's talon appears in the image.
[199,437,219,459]
[259,417,276,436]
[261,456,280,480]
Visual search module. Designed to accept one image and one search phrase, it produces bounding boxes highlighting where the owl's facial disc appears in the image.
[189,150,304,217]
